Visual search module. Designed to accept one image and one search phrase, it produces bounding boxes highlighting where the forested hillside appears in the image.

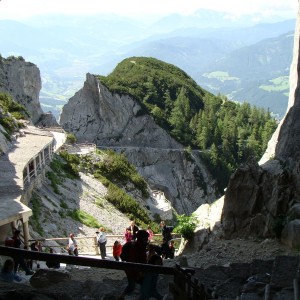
[99,57,277,188]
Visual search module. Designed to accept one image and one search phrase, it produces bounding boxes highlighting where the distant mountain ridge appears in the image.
[0,12,296,118]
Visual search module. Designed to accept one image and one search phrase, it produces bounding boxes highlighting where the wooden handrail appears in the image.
[0,246,174,275]
[0,245,207,299]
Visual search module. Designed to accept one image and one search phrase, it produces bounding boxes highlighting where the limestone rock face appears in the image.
[60,73,219,214]
[220,7,300,245]
[0,57,43,124]
[60,73,181,149]
[123,148,218,214]
[221,159,300,239]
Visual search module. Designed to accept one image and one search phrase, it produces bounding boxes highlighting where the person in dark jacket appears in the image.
[10,230,34,275]
[126,220,139,241]
[118,230,149,299]
[160,221,173,242]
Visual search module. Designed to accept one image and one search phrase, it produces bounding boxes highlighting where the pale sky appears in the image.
[0,0,298,20]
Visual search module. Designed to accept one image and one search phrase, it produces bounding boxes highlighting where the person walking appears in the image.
[68,233,78,256]
[146,225,154,242]
[124,228,133,243]
[127,220,139,241]
[113,240,122,261]
[10,230,34,275]
[118,230,149,299]
[96,227,107,259]
[160,221,173,242]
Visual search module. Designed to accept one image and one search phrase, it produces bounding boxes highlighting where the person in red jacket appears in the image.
[113,240,122,261]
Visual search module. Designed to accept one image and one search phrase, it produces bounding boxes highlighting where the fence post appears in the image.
[94,236,99,255]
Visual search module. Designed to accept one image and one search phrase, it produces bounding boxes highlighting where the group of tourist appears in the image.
[1,220,176,299]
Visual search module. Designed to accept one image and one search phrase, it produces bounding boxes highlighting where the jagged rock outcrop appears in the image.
[221,6,300,247]
[123,148,218,214]
[60,73,219,214]
[60,73,181,149]
[0,56,57,126]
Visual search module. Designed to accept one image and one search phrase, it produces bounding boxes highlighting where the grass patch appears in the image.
[68,209,102,228]
[29,193,44,235]
[46,171,61,194]
[259,76,289,92]
[202,71,239,82]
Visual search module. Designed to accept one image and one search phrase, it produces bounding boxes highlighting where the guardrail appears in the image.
[28,234,182,255]
[0,245,207,299]
[23,140,54,187]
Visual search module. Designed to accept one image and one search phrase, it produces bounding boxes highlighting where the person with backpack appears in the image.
[118,229,149,299]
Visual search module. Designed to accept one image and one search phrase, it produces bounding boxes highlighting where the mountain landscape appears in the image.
[1,5,300,299]
[0,11,296,119]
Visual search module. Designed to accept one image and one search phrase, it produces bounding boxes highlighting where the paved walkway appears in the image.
[0,126,65,227]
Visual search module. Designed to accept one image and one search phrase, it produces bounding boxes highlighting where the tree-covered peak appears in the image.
[97,56,211,114]
[97,56,277,189]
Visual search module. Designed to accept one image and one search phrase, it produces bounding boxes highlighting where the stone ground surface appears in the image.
[1,128,299,299]
[0,237,298,299]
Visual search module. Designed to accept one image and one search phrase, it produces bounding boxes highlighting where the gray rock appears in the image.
[29,269,71,288]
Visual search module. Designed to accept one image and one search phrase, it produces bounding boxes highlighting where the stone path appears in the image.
[0,125,65,227]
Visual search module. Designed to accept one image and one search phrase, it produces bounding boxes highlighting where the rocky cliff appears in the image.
[0,56,57,126]
[221,6,300,247]
[60,73,219,215]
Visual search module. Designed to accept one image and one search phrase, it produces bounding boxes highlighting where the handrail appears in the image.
[0,246,174,274]
[28,234,182,255]
[0,245,206,299]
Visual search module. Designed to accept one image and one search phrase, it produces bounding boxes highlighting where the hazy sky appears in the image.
[0,0,298,20]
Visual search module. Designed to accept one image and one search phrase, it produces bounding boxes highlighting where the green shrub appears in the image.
[29,193,44,235]
[173,214,198,240]
[66,133,77,144]
[46,171,61,194]
[68,209,102,228]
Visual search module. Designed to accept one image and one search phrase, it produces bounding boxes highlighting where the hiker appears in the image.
[160,221,173,242]
[113,240,122,261]
[10,230,34,275]
[126,220,139,241]
[30,240,41,268]
[96,227,107,259]
[124,228,133,243]
[165,240,175,259]
[67,233,78,256]
[146,243,158,262]
[118,229,149,299]
[160,238,170,259]
[146,225,154,242]
[0,259,22,282]
[139,254,164,300]
[46,248,60,269]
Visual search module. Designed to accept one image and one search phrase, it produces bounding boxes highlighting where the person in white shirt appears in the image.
[96,227,107,259]
[68,233,78,256]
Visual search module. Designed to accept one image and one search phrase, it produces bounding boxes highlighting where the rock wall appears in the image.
[0,56,43,123]
[123,148,218,214]
[60,73,219,214]
[60,73,182,149]
[221,6,300,247]
[0,56,57,126]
